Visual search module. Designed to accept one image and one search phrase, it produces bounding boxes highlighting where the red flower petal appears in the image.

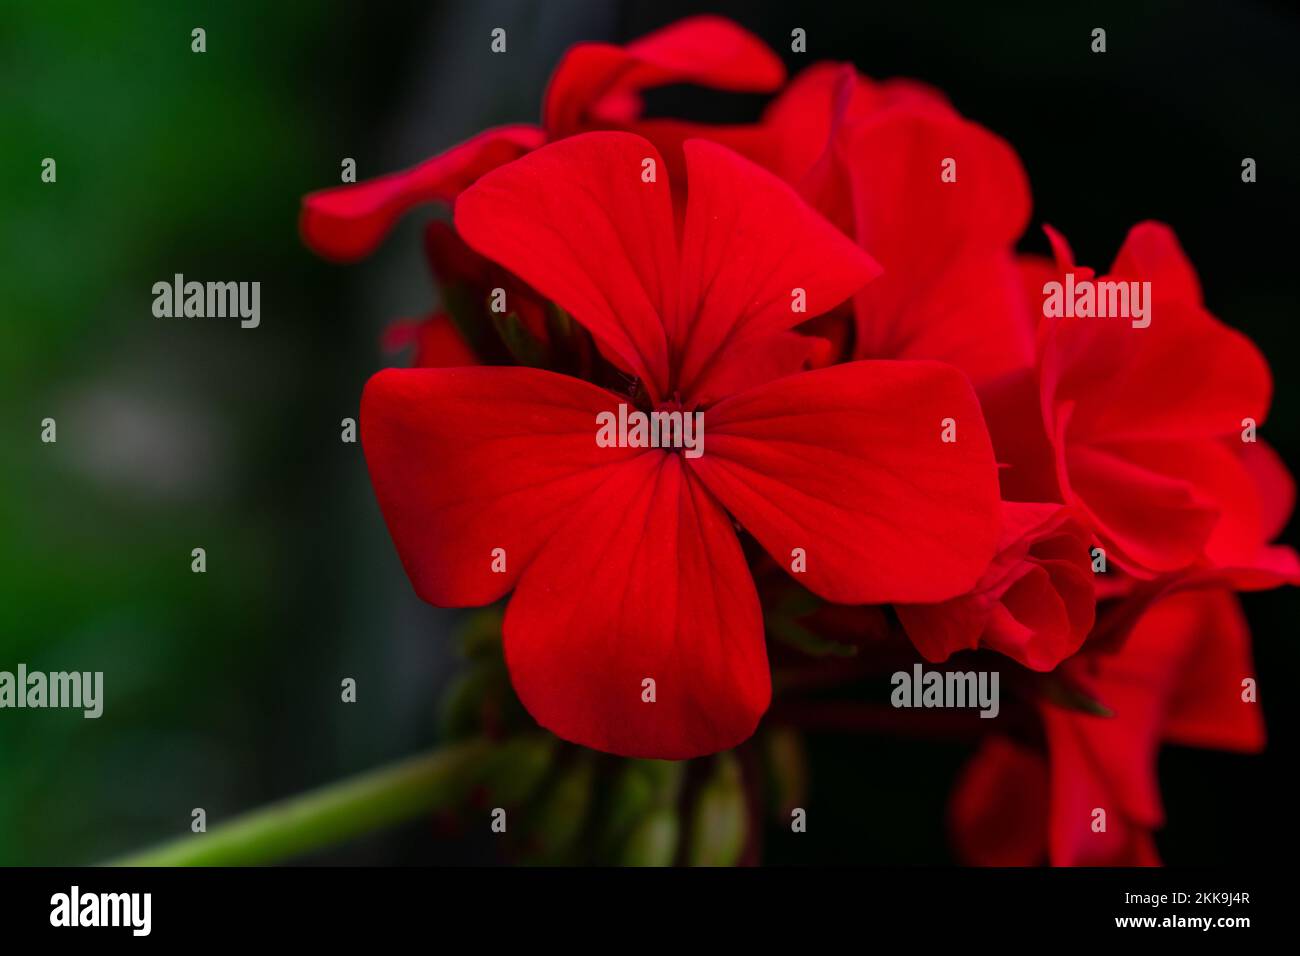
[1044,589,1261,865]
[1046,689,1166,837]
[1245,440,1297,542]
[1163,591,1264,751]
[1062,438,1219,574]
[978,366,1063,503]
[381,312,478,368]
[455,132,676,400]
[674,138,881,404]
[756,63,859,217]
[689,360,1001,604]
[949,738,1048,866]
[504,452,768,759]
[1164,590,1263,754]
[1108,220,1203,308]
[1042,705,1163,867]
[842,107,1033,386]
[753,68,1033,387]
[758,65,947,207]
[1131,439,1268,571]
[359,366,642,606]
[300,125,544,262]
[543,15,784,138]
[1042,301,1272,445]
[410,315,479,369]
[897,502,1094,670]
[681,329,830,403]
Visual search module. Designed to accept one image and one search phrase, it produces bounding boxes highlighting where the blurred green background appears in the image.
[2,0,1296,865]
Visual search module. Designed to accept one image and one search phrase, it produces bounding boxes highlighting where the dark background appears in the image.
[2,0,1295,865]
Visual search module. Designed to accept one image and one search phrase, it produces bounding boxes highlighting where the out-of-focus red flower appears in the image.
[897,502,1095,671]
[543,14,785,188]
[950,588,1264,865]
[1080,438,1299,654]
[360,131,1002,758]
[299,16,783,263]
[301,125,546,263]
[948,735,1050,867]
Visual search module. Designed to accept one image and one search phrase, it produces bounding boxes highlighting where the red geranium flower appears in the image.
[978,223,1297,654]
[950,588,1263,865]
[359,131,1002,758]
[1022,223,1276,578]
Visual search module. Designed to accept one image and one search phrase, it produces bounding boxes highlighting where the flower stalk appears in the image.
[106,738,504,867]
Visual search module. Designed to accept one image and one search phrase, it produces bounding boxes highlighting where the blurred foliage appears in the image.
[0,0,432,865]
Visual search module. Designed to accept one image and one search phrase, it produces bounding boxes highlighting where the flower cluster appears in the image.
[301,17,1296,864]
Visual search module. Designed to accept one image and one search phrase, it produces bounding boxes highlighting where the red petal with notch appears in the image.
[455,132,676,401]
[689,360,1001,604]
[674,138,881,404]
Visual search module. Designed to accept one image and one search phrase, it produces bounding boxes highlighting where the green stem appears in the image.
[106,737,498,867]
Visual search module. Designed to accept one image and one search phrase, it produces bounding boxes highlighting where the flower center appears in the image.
[594,401,705,459]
